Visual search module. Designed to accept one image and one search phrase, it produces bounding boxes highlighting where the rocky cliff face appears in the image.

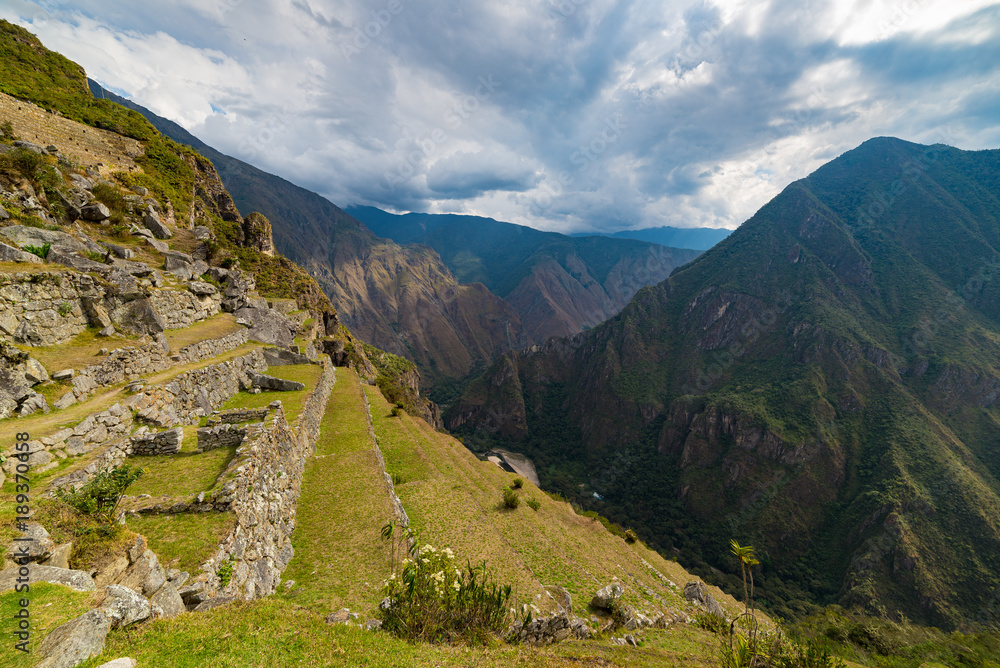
[450,138,1000,629]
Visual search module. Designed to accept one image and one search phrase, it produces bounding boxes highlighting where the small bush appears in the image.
[526,498,541,511]
[624,529,638,543]
[108,223,130,240]
[218,557,235,587]
[390,406,403,417]
[391,472,406,486]
[511,477,524,489]
[57,302,73,317]
[24,242,51,259]
[0,120,15,140]
[501,486,520,510]
[91,182,127,212]
[85,250,108,264]
[55,463,144,527]
[378,543,515,644]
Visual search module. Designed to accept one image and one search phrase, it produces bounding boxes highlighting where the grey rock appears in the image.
[263,347,313,366]
[0,204,9,220]
[233,307,296,347]
[69,174,94,190]
[250,372,305,392]
[100,242,134,260]
[0,241,43,264]
[106,268,145,300]
[0,564,96,592]
[187,281,218,296]
[36,609,110,668]
[193,595,236,612]
[47,246,109,273]
[98,326,115,337]
[0,225,86,253]
[53,392,78,410]
[683,580,726,619]
[96,659,137,668]
[145,236,169,253]
[591,582,625,610]
[131,186,149,197]
[24,357,49,384]
[80,202,112,221]
[207,266,229,283]
[17,393,50,416]
[110,259,153,277]
[53,369,75,380]
[13,140,47,154]
[43,543,73,570]
[193,225,213,240]
[163,250,193,271]
[177,580,207,604]
[150,580,186,619]
[100,584,151,628]
[221,270,255,312]
[143,208,172,239]
[6,523,55,563]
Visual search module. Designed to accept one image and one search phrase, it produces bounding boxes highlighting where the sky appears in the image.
[2,0,999,234]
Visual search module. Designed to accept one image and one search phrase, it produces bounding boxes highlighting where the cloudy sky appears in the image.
[2,0,999,233]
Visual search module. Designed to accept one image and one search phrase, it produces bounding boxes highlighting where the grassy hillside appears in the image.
[450,138,1000,630]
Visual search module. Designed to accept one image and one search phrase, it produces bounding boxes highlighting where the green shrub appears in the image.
[108,223,130,240]
[501,486,520,510]
[390,406,403,417]
[526,497,541,511]
[56,302,72,316]
[218,556,235,587]
[0,120,15,140]
[23,242,51,259]
[624,529,638,543]
[92,182,126,213]
[377,543,515,644]
[511,477,524,489]
[54,463,144,526]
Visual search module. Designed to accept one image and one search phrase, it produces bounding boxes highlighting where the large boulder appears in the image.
[108,298,165,335]
[0,225,86,253]
[234,307,296,347]
[683,580,727,619]
[5,523,55,563]
[242,212,276,256]
[36,609,111,668]
[46,246,110,273]
[0,241,43,264]
[80,202,112,221]
[100,584,151,628]
[143,207,172,239]
[150,580,186,619]
[590,581,625,610]
[0,564,96,592]
[221,270,255,312]
[263,347,313,366]
[250,372,305,391]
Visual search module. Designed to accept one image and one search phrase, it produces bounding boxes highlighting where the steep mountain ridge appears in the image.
[87,81,529,384]
[450,137,1000,629]
[347,206,702,344]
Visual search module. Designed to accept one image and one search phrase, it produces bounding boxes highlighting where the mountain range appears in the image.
[573,226,732,251]
[449,137,1000,629]
[91,82,699,396]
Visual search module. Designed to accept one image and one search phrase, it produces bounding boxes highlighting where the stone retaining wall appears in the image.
[129,427,183,456]
[0,271,99,345]
[361,386,410,529]
[208,407,268,425]
[0,91,142,174]
[124,349,266,427]
[207,360,336,599]
[197,424,246,452]
[70,329,249,400]
[149,289,220,329]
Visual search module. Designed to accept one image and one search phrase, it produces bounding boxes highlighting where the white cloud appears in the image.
[2,0,998,233]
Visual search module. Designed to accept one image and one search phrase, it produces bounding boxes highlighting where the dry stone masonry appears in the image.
[206,359,335,600]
